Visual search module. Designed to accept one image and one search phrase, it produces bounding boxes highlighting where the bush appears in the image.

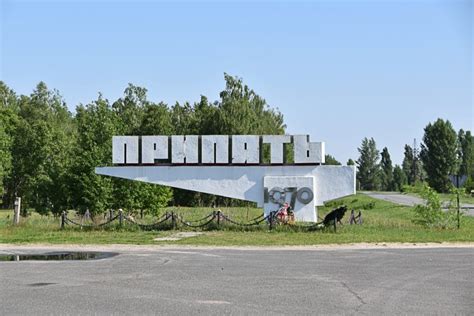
[402,181,427,194]
[412,184,457,229]
[464,176,474,194]
[361,202,375,210]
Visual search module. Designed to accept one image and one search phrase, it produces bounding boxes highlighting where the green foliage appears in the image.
[401,181,427,194]
[380,147,394,191]
[346,158,355,166]
[0,82,18,204]
[70,96,116,215]
[324,154,341,165]
[402,144,423,185]
[412,185,457,229]
[420,119,458,192]
[464,176,474,194]
[392,165,406,192]
[457,129,473,178]
[3,82,75,215]
[356,137,380,190]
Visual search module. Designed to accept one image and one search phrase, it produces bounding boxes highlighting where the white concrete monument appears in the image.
[96,135,356,222]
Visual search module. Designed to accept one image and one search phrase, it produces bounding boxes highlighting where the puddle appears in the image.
[0,251,118,261]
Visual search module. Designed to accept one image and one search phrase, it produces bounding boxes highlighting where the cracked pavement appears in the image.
[1,246,473,315]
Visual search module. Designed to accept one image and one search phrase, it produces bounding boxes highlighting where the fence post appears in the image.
[216,210,220,227]
[171,212,177,230]
[269,212,274,231]
[13,197,21,225]
[61,211,66,229]
[119,209,123,226]
[109,209,114,221]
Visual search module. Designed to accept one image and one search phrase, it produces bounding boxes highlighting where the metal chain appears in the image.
[125,214,172,229]
[178,214,217,228]
[175,212,214,224]
[65,214,120,227]
[63,211,310,230]
[220,213,269,226]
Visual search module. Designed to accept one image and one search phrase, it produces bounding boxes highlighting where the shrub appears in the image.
[361,202,375,210]
[402,181,427,194]
[412,184,457,229]
[464,176,474,194]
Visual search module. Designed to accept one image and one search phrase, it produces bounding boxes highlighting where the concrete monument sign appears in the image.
[96,135,355,222]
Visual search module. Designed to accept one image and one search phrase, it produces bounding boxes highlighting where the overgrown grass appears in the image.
[1,194,473,245]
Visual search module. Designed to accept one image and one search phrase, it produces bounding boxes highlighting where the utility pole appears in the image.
[412,138,418,183]
[449,174,467,229]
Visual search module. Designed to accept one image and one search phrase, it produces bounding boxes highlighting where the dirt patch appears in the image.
[154,232,204,241]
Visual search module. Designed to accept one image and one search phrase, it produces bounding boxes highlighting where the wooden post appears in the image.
[456,188,460,229]
[119,209,123,226]
[61,211,66,229]
[216,210,220,227]
[13,197,21,225]
[109,209,114,220]
[171,212,176,229]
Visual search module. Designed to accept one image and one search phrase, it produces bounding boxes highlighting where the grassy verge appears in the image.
[1,194,473,245]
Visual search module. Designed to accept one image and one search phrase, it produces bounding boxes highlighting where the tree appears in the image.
[0,82,18,205]
[402,144,414,184]
[347,159,355,166]
[356,137,380,190]
[112,85,173,213]
[380,147,394,191]
[4,82,74,215]
[392,165,407,192]
[170,74,287,206]
[458,129,472,177]
[420,119,458,192]
[402,143,424,185]
[70,95,117,215]
[216,73,285,135]
[324,154,341,165]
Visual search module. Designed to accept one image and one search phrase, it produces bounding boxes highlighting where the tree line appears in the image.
[354,119,473,193]
[1,75,471,217]
[0,74,286,216]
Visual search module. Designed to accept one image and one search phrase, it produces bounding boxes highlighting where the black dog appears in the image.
[321,205,348,227]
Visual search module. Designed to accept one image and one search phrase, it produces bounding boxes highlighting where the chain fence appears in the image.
[60,209,295,231]
[60,209,351,232]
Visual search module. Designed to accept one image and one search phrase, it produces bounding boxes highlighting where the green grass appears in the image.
[1,194,473,245]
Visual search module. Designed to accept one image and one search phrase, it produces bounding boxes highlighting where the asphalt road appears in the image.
[1,246,473,315]
[363,191,474,216]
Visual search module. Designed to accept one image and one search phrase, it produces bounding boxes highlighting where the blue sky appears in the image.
[1,0,472,165]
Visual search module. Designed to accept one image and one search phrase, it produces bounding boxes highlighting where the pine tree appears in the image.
[325,154,341,165]
[402,143,424,185]
[380,147,394,191]
[356,137,380,190]
[458,129,472,177]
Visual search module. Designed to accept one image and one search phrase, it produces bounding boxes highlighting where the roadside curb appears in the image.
[1,242,474,252]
